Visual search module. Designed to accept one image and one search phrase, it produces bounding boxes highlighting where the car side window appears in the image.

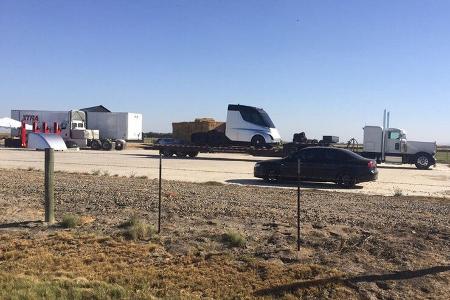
[299,149,318,162]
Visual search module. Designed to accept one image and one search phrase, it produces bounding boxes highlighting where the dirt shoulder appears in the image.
[0,169,449,299]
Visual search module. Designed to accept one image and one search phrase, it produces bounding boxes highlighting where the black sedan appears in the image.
[254,147,378,188]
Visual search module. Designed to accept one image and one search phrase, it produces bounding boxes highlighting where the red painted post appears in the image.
[21,121,27,148]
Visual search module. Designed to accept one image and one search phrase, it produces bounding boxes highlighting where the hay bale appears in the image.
[172,118,225,142]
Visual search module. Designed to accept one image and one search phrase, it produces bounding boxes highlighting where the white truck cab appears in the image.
[363,126,437,169]
[225,104,282,147]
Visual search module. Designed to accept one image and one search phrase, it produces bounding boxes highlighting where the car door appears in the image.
[313,148,341,181]
[280,148,317,180]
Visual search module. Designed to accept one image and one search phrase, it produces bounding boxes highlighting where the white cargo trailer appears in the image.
[85,112,142,141]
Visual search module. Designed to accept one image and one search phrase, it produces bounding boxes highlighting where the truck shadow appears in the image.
[123,153,262,163]
[254,265,450,297]
[226,179,363,190]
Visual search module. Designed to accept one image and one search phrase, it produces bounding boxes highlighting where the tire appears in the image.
[91,139,102,150]
[188,151,199,158]
[161,149,174,157]
[263,169,279,183]
[176,151,187,158]
[102,140,113,151]
[415,153,432,169]
[115,139,126,150]
[65,141,79,148]
[337,173,356,188]
[251,135,266,148]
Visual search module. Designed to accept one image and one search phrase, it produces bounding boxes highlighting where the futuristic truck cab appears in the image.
[225,104,282,147]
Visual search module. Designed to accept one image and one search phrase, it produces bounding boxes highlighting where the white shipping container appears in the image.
[85,112,143,141]
[10,110,78,136]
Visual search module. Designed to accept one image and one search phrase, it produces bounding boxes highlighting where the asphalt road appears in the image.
[1,148,449,197]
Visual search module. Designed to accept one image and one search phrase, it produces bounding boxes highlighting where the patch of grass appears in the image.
[102,170,110,176]
[121,216,155,241]
[27,167,36,171]
[222,231,246,248]
[202,181,224,186]
[91,169,101,176]
[137,175,148,179]
[130,171,136,178]
[60,214,81,228]
[0,273,127,300]
[393,188,403,197]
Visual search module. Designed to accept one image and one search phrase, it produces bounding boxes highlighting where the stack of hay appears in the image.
[172,118,225,143]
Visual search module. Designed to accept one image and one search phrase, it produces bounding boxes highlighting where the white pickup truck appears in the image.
[361,126,437,169]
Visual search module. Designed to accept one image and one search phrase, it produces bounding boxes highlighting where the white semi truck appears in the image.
[361,126,437,169]
[10,109,132,150]
[358,111,437,169]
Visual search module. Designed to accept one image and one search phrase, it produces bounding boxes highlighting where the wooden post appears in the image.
[45,148,55,224]
[297,158,301,252]
[158,151,162,233]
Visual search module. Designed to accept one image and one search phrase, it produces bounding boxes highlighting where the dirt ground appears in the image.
[0,169,448,299]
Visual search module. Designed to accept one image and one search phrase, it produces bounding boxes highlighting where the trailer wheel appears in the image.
[91,139,102,150]
[161,149,174,157]
[102,140,113,151]
[415,153,432,169]
[176,151,187,158]
[188,151,199,158]
[251,135,266,148]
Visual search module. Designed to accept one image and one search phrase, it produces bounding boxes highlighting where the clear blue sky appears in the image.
[1,1,449,144]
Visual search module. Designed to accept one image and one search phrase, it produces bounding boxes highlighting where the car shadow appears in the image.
[254,265,450,297]
[122,153,262,163]
[226,178,363,190]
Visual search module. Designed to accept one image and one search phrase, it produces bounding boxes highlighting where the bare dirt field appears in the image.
[0,169,448,299]
[0,148,450,198]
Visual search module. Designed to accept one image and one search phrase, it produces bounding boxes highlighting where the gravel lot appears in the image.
[0,169,449,299]
[0,148,449,197]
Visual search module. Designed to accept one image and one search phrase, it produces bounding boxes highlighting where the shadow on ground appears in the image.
[226,179,363,190]
[255,265,450,297]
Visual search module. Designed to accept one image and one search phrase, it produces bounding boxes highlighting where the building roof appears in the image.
[80,105,111,112]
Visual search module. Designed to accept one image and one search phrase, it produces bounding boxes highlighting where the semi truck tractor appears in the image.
[11,109,126,150]
[360,126,436,169]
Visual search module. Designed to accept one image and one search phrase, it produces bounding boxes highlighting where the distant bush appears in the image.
[222,231,246,248]
[121,216,155,241]
[102,170,110,176]
[60,214,81,228]
[394,188,403,197]
[91,169,101,176]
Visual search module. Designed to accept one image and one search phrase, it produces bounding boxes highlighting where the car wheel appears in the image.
[415,153,432,169]
[338,174,356,188]
[263,169,279,183]
[251,135,266,148]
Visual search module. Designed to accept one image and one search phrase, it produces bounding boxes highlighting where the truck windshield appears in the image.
[257,109,275,128]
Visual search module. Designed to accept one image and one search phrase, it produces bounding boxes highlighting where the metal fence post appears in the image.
[297,158,301,252]
[45,148,55,224]
[158,151,162,233]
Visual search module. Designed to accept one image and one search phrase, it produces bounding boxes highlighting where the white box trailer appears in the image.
[85,112,143,141]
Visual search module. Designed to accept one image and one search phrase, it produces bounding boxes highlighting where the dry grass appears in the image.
[0,232,354,299]
[121,216,155,241]
[222,230,246,248]
[60,214,81,228]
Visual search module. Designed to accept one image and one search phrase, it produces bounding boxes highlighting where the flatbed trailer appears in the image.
[145,141,332,158]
